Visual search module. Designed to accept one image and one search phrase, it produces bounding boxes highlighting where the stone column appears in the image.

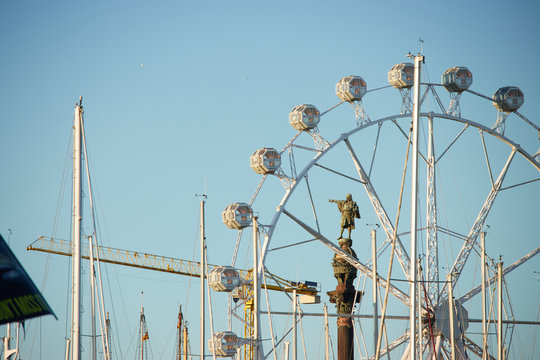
[327,238,362,360]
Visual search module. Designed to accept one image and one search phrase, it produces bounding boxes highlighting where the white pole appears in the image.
[140,305,144,360]
[371,229,378,357]
[15,323,20,360]
[497,260,503,360]
[4,323,10,360]
[71,98,83,360]
[200,199,206,360]
[410,53,424,360]
[448,274,455,360]
[65,339,71,360]
[481,232,488,360]
[292,289,297,360]
[253,216,261,359]
[3,323,18,360]
[323,304,329,360]
[284,341,290,360]
[417,257,422,358]
[89,236,97,360]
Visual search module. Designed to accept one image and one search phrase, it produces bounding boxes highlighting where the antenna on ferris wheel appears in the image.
[419,38,424,55]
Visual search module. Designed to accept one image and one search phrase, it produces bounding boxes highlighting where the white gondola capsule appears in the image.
[289,104,320,131]
[250,148,281,174]
[441,66,473,92]
[209,266,241,292]
[208,331,240,357]
[222,203,253,229]
[492,86,524,112]
[388,63,414,89]
[335,75,367,102]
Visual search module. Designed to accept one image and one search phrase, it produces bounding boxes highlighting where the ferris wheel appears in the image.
[220,57,540,360]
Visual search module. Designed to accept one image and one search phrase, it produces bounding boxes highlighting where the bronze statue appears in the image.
[329,194,360,239]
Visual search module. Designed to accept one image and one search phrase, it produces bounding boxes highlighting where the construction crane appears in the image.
[27,236,319,359]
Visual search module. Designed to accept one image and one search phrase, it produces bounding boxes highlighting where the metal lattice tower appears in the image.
[352,101,370,126]
[493,110,510,135]
[399,88,413,114]
[426,114,439,306]
[447,92,463,117]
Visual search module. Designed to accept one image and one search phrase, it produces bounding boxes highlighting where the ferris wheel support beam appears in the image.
[282,209,411,306]
[427,85,447,114]
[426,113,439,306]
[343,137,412,279]
[440,149,516,299]
[458,244,540,304]
[368,331,411,360]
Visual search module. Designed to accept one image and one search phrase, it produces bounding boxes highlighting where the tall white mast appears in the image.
[200,197,206,360]
[71,97,83,360]
[481,233,488,359]
[253,216,261,359]
[371,229,378,356]
[409,54,423,360]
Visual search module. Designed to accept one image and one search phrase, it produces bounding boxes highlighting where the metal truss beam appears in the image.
[344,137,411,279]
[441,149,516,299]
[282,209,411,306]
[459,245,540,304]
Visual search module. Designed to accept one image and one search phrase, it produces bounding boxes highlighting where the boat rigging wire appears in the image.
[81,110,112,360]
[261,264,279,360]
[375,120,412,359]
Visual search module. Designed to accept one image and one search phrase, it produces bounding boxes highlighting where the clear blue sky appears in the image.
[1,1,539,359]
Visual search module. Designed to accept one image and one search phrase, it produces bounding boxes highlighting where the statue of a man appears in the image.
[329,194,360,239]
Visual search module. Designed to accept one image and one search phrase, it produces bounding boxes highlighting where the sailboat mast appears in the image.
[140,306,144,360]
[89,236,97,360]
[253,216,261,359]
[200,198,206,360]
[409,54,423,359]
[71,97,83,360]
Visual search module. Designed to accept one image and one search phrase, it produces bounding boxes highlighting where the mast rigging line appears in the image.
[375,118,412,360]
[81,106,112,360]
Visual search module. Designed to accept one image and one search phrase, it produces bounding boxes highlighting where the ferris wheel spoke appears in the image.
[304,173,321,233]
[499,176,540,191]
[479,130,496,189]
[441,149,517,299]
[435,123,470,164]
[368,331,410,360]
[282,208,411,306]
[419,83,431,108]
[427,84,447,114]
[462,335,496,360]
[391,118,429,164]
[368,121,383,178]
[514,110,540,132]
[343,137,412,279]
[313,163,365,184]
[458,245,540,304]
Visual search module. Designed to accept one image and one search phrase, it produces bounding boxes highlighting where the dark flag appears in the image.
[0,234,56,324]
